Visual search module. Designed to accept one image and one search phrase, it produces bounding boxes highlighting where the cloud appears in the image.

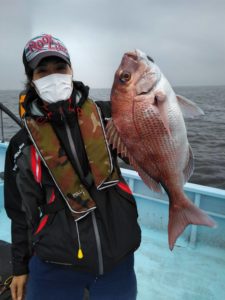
[0,0,224,89]
[0,0,32,89]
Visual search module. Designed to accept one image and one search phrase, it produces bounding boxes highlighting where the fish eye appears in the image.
[119,71,131,83]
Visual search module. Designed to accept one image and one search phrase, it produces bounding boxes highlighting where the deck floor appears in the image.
[135,226,225,300]
[0,207,11,243]
[1,209,225,300]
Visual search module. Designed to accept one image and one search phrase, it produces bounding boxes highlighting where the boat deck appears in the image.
[0,198,224,300]
[122,168,225,300]
[136,226,225,300]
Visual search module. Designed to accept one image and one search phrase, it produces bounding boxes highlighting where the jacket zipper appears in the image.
[60,107,84,179]
[61,108,104,274]
[91,211,104,275]
[45,260,73,266]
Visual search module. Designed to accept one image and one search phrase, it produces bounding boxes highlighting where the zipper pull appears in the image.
[75,220,84,259]
[77,248,84,259]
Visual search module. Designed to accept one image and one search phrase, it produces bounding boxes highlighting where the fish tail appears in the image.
[168,197,216,250]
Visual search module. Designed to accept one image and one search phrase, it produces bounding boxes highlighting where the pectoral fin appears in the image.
[177,95,204,118]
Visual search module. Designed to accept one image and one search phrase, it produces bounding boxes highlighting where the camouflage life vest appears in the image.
[23,98,120,220]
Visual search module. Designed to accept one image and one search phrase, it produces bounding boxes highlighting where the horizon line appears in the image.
[0,84,225,92]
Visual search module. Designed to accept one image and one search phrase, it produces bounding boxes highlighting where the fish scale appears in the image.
[134,102,178,176]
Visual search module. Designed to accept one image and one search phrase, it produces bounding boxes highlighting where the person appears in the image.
[4,33,141,300]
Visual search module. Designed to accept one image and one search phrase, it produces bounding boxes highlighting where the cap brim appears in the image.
[28,51,71,70]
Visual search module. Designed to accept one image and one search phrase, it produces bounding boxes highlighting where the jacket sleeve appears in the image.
[4,140,30,275]
[4,136,43,276]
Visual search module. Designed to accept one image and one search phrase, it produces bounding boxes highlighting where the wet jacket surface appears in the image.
[4,82,141,276]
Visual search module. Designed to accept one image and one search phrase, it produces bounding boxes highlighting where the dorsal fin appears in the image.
[106,119,129,156]
[106,119,162,193]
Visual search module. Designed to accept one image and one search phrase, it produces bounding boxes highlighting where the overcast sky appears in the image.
[0,0,224,89]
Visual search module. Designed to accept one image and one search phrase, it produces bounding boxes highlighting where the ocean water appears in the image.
[0,86,224,189]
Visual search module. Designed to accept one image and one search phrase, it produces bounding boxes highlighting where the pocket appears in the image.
[34,188,57,236]
[34,215,49,235]
[31,210,85,266]
[33,213,56,238]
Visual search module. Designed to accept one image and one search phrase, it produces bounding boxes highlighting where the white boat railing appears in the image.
[121,168,225,248]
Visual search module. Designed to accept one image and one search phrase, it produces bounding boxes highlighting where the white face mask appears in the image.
[33,73,73,103]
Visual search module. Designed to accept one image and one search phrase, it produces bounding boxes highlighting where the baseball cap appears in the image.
[23,33,71,73]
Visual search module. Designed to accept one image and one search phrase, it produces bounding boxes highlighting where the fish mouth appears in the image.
[125,51,139,62]
[123,50,161,96]
[124,49,155,65]
[125,50,154,64]
[135,49,154,64]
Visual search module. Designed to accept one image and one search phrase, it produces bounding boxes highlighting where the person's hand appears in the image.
[10,274,28,300]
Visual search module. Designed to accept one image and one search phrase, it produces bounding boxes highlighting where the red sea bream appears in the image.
[106,50,215,250]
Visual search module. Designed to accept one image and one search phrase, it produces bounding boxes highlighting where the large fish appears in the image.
[106,50,216,250]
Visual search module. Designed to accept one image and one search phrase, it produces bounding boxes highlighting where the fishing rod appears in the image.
[0,102,23,142]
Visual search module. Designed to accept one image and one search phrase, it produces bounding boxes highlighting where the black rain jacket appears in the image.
[4,81,141,276]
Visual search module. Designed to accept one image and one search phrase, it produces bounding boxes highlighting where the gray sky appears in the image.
[0,0,224,89]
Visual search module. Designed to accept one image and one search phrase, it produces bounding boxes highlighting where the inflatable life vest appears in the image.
[19,93,120,221]
[19,91,26,119]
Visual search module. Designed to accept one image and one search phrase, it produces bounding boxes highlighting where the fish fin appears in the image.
[106,118,116,138]
[176,95,204,118]
[131,159,163,193]
[168,199,216,250]
[106,119,162,193]
[106,119,129,157]
[183,146,194,183]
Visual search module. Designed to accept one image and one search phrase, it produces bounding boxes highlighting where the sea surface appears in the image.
[0,86,224,189]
